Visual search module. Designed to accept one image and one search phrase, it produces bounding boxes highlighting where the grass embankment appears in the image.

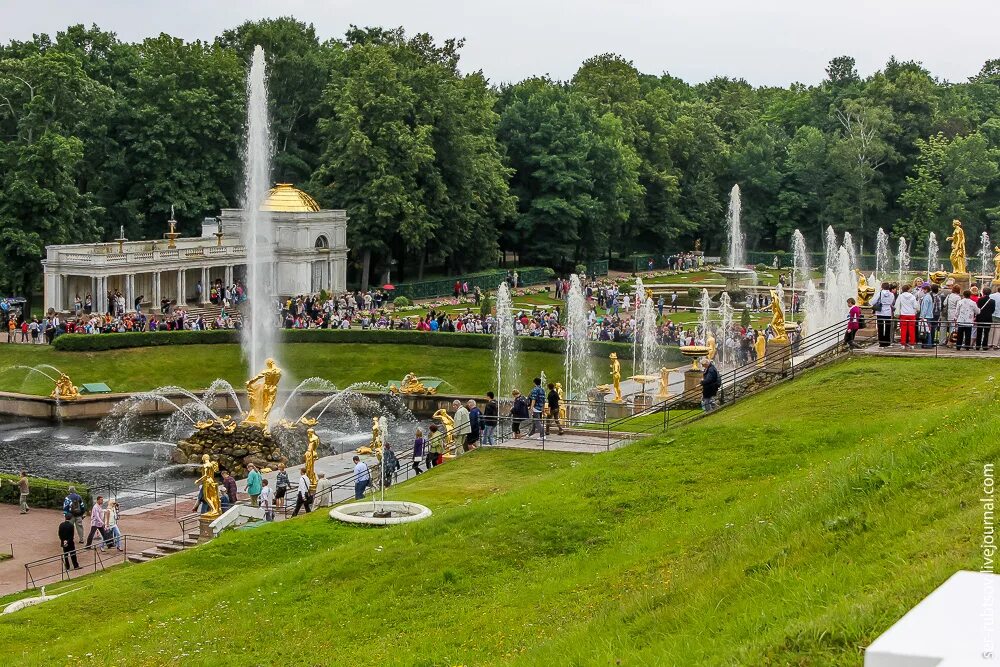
[1,356,995,665]
[0,343,619,397]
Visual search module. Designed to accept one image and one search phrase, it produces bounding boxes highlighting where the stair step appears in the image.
[156,542,184,553]
[187,532,201,541]
[140,549,167,559]
[170,536,198,547]
[127,554,151,564]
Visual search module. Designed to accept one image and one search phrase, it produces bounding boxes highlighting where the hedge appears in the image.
[52,327,686,363]
[0,473,91,511]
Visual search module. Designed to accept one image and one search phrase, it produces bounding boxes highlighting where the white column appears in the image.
[225,265,233,286]
[96,277,106,313]
[175,271,183,306]
[200,266,209,303]
[180,269,187,306]
[124,274,133,312]
[152,272,161,309]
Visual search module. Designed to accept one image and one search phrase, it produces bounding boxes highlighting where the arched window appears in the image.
[315,235,329,249]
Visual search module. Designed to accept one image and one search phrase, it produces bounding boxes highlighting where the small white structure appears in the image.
[865,570,998,666]
[42,184,348,313]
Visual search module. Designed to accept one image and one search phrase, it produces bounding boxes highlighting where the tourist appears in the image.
[292,467,312,516]
[221,470,238,505]
[700,358,720,413]
[466,399,481,451]
[872,282,895,347]
[352,456,371,499]
[58,517,80,571]
[382,443,400,488]
[942,284,962,347]
[990,287,1000,349]
[955,289,980,351]
[527,378,546,440]
[274,463,289,508]
[546,383,565,435]
[452,399,470,455]
[246,463,262,507]
[17,471,29,514]
[976,287,996,351]
[62,486,86,543]
[845,298,861,348]
[85,496,109,550]
[105,499,122,551]
[510,389,528,438]
[412,428,425,474]
[315,473,334,507]
[259,479,275,521]
[482,392,498,446]
[427,423,444,468]
[219,488,231,512]
[895,283,918,350]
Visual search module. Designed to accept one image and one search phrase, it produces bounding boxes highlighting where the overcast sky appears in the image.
[2,0,996,86]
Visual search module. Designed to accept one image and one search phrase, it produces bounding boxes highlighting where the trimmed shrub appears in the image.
[392,296,411,308]
[53,327,686,363]
[0,473,91,511]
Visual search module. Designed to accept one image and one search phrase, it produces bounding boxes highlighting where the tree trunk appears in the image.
[360,249,371,292]
[417,250,426,280]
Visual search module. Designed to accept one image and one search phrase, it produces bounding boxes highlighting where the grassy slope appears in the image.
[0,343,623,397]
[1,356,995,666]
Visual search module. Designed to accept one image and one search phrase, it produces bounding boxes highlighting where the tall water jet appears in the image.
[824,227,839,276]
[494,282,519,407]
[698,289,712,342]
[241,45,277,376]
[896,237,910,285]
[725,184,745,268]
[635,295,659,377]
[980,231,992,285]
[791,230,811,321]
[875,228,891,281]
[843,231,857,271]
[927,232,939,275]
[632,276,645,375]
[718,292,734,367]
[563,275,593,404]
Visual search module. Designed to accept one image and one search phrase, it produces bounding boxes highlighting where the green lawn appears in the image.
[1,355,994,665]
[0,342,626,397]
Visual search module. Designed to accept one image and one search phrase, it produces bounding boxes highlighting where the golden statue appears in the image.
[369,416,383,451]
[51,373,80,400]
[694,239,702,252]
[304,428,319,492]
[929,271,949,286]
[609,353,622,403]
[554,382,567,420]
[243,358,281,429]
[855,269,875,306]
[656,367,670,399]
[993,245,1000,282]
[706,333,717,361]
[769,290,789,344]
[390,372,436,395]
[432,409,455,445]
[754,332,767,367]
[197,454,221,518]
[947,219,968,275]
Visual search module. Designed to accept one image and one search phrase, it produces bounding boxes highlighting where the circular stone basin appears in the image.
[329,501,432,526]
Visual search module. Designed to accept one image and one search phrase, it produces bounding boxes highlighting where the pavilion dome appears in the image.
[260,183,321,213]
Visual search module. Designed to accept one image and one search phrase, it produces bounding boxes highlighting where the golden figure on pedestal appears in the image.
[754,332,767,366]
[554,382,567,420]
[657,367,670,399]
[197,454,221,518]
[51,373,80,400]
[432,409,455,445]
[390,372,437,395]
[706,333,717,361]
[947,219,968,276]
[854,269,875,306]
[993,245,1000,283]
[304,428,319,492]
[769,290,789,344]
[243,358,281,429]
[609,353,623,403]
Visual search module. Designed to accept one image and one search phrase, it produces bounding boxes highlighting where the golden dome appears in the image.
[261,183,321,213]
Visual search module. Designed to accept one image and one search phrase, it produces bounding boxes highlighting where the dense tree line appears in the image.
[2,19,999,298]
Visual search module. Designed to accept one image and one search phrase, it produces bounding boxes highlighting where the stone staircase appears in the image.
[125,533,200,564]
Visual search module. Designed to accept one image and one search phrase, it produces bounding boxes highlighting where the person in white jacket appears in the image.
[895,284,919,349]
[954,289,981,351]
[942,284,962,347]
[872,283,896,347]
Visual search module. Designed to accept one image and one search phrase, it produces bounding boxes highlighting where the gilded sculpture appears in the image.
[993,245,1000,282]
[706,332,717,361]
[197,454,221,518]
[304,428,319,491]
[390,372,436,395]
[243,358,281,429]
[554,382,567,420]
[657,367,670,399]
[947,219,968,275]
[432,409,456,445]
[769,289,789,344]
[51,373,80,400]
[754,332,767,367]
[854,269,875,306]
[609,353,622,403]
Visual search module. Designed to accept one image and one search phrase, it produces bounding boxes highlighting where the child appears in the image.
[412,428,425,475]
[427,424,445,469]
[259,479,275,521]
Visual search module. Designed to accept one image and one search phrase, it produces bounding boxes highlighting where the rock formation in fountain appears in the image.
[173,422,294,478]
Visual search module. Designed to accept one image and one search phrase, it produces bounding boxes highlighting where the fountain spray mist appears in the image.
[980,231,991,285]
[494,282,518,409]
[725,184,745,268]
[241,46,276,375]
[896,237,910,286]
[875,228,891,282]
[927,232,939,275]
[564,275,593,404]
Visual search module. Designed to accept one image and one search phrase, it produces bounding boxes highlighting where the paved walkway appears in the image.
[862,344,1000,359]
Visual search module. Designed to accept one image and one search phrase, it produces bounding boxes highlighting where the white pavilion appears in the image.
[41,184,348,314]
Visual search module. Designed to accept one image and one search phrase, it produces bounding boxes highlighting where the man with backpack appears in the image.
[527,378,546,442]
[63,486,86,544]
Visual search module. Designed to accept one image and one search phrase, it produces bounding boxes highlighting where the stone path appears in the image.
[861,344,1000,359]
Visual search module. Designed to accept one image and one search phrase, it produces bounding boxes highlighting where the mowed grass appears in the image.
[1,356,996,665]
[0,342,619,397]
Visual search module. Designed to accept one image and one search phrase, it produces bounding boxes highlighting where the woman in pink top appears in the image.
[845,298,862,348]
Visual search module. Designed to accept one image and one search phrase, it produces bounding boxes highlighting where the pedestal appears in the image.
[949,272,971,291]
[198,516,215,542]
[684,368,702,393]
[764,340,791,374]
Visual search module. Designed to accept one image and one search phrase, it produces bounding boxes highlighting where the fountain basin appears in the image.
[330,501,431,526]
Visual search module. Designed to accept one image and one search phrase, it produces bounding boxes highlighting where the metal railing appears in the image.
[867,315,999,356]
